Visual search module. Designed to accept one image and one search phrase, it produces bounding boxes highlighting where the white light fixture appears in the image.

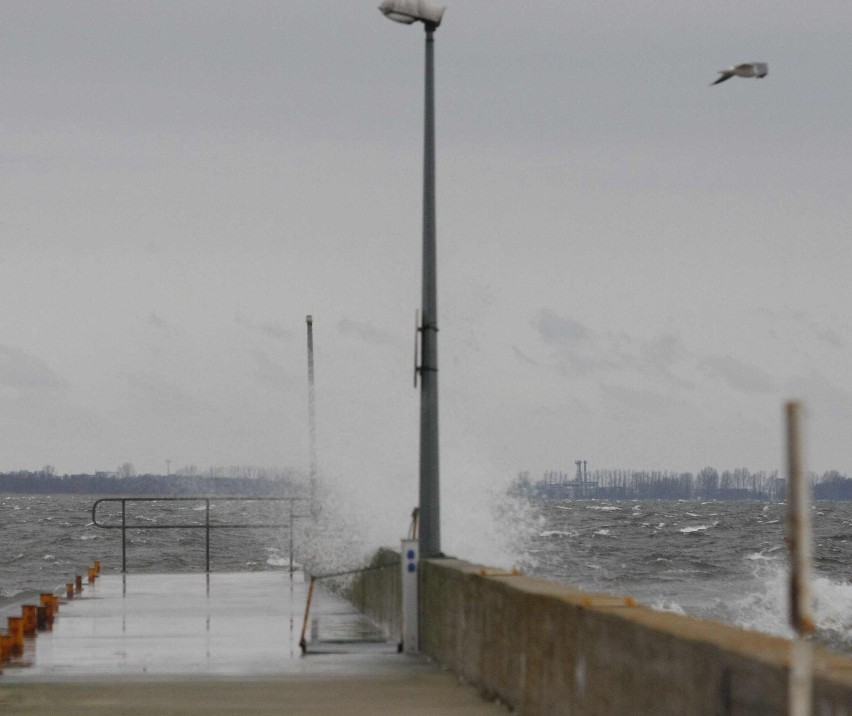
[379,0,446,27]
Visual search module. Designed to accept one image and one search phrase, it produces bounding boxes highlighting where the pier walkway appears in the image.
[0,572,505,715]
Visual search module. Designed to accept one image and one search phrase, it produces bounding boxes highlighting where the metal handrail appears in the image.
[299,561,401,653]
[92,496,309,573]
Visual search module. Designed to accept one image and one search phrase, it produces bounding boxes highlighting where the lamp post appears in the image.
[379,0,446,558]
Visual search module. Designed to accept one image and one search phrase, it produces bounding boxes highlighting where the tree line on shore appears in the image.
[0,466,304,496]
[512,467,852,500]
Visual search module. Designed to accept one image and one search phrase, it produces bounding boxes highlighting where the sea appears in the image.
[0,494,305,600]
[516,497,852,655]
[2,493,851,655]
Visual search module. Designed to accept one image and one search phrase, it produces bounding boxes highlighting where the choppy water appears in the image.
[2,493,851,655]
[0,494,307,604]
[515,498,852,654]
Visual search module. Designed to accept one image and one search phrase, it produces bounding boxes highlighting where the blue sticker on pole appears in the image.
[408,563,416,573]
[407,550,416,559]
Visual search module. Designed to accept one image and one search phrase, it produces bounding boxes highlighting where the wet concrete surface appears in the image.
[0,673,509,715]
[0,573,507,714]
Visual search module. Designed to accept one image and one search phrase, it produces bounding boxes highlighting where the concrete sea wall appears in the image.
[352,551,852,715]
[342,548,402,642]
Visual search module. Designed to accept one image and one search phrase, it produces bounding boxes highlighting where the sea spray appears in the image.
[304,444,538,573]
[721,557,852,652]
[300,479,378,579]
[442,483,540,569]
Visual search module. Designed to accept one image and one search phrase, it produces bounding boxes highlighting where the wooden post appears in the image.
[786,401,813,716]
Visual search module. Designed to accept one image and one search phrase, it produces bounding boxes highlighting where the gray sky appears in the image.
[3,1,852,514]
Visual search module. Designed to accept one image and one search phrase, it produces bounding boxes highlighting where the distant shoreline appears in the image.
[0,471,303,497]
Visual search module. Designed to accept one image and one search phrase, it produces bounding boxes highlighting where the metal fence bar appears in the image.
[91,496,310,573]
[309,562,400,581]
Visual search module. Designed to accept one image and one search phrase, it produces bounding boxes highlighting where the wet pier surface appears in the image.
[0,572,505,715]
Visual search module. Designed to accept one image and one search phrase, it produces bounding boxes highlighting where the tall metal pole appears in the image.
[419,24,440,558]
[306,315,318,515]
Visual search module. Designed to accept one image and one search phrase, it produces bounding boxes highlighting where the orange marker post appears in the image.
[40,593,57,620]
[36,605,50,631]
[7,617,24,655]
[21,604,38,635]
[0,633,14,662]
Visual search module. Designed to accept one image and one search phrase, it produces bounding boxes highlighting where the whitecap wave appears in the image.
[650,599,687,615]
[723,559,852,652]
[745,551,778,561]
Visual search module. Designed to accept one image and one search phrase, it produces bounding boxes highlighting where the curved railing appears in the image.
[91,496,309,573]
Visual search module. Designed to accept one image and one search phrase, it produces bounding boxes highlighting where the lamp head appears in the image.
[379,0,446,28]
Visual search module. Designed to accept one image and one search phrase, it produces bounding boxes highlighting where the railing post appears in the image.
[289,499,295,574]
[205,498,211,573]
[121,499,127,573]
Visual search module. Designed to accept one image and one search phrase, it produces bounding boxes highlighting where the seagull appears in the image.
[711,62,769,85]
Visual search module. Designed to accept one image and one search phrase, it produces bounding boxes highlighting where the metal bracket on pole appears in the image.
[414,309,420,388]
[414,310,439,389]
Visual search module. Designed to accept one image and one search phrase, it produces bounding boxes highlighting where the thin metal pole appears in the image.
[205,498,211,573]
[298,577,316,653]
[419,23,440,559]
[786,401,813,716]
[306,315,318,515]
[121,499,127,573]
[289,499,295,574]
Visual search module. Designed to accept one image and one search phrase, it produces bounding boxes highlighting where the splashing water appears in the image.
[516,498,852,654]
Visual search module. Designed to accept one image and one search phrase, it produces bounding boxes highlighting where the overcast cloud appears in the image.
[3,2,852,538]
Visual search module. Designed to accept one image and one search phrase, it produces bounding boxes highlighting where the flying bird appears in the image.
[711,62,769,85]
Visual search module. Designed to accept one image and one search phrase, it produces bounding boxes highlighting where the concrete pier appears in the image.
[0,572,505,715]
[348,553,852,715]
[10,557,851,714]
